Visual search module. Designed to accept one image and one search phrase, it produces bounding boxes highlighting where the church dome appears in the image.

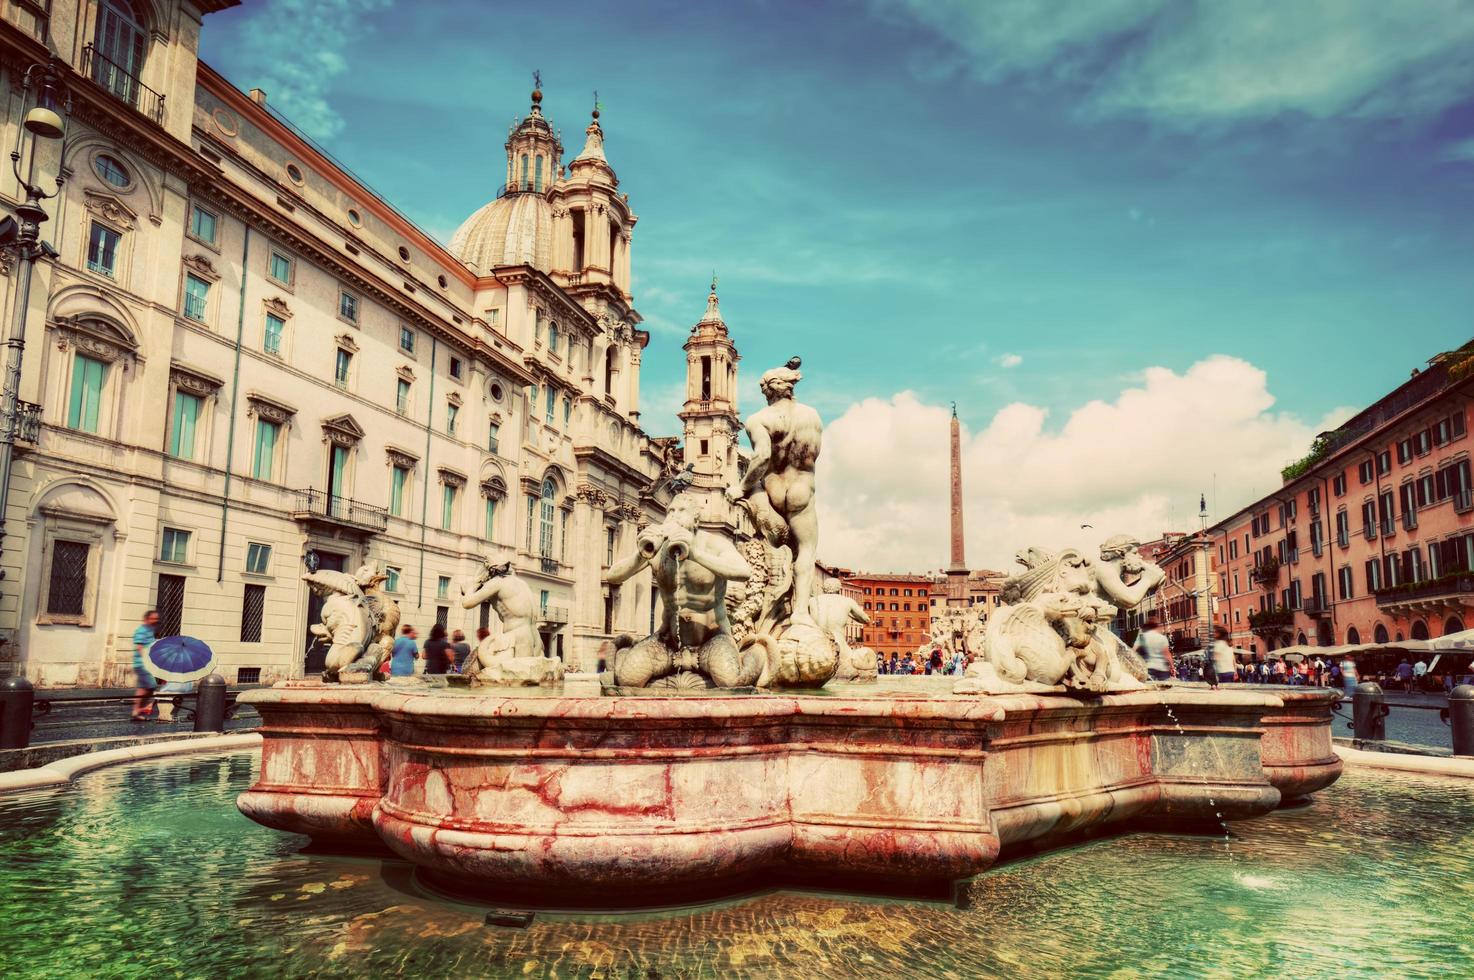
[448,191,554,272]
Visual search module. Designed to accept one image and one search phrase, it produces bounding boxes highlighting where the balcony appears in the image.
[15,400,41,445]
[1248,608,1294,634]
[1303,595,1332,618]
[1337,530,1350,548]
[1403,510,1418,531]
[1364,523,1377,541]
[290,488,388,534]
[1250,557,1280,586]
[1283,548,1300,565]
[82,43,165,124]
[1375,573,1474,613]
[539,606,569,625]
[1380,518,1395,537]
[1457,490,1474,515]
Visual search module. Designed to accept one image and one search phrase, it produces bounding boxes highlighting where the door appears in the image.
[327,444,349,518]
[303,551,347,675]
[94,0,146,102]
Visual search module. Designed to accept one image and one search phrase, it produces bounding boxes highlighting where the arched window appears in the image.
[538,478,556,557]
[520,154,529,190]
[94,1,147,99]
[1346,626,1361,645]
[1373,623,1389,644]
[548,320,558,352]
[1296,632,1307,647]
[1444,616,1465,636]
[604,345,615,396]
[534,155,544,192]
[1411,620,1429,641]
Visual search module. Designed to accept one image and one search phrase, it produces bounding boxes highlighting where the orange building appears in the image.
[845,573,935,658]
[1210,342,1474,654]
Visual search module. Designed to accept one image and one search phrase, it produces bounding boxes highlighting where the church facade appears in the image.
[0,0,703,685]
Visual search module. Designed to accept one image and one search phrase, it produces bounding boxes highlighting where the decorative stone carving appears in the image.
[480,476,507,500]
[439,468,467,488]
[263,296,292,318]
[385,447,418,470]
[458,560,561,685]
[576,483,609,507]
[812,578,872,682]
[246,393,296,426]
[396,364,415,383]
[335,332,359,353]
[0,246,14,277]
[83,189,137,230]
[602,490,764,689]
[953,536,1164,696]
[169,364,222,397]
[447,391,462,407]
[321,414,365,447]
[182,253,220,282]
[724,356,833,688]
[304,564,400,682]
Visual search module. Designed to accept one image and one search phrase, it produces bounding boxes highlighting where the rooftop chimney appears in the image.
[249,88,268,106]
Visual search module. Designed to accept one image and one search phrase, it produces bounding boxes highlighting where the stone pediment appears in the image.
[247,393,297,425]
[322,414,366,446]
[263,296,293,318]
[182,253,222,282]
[83,189,138,230]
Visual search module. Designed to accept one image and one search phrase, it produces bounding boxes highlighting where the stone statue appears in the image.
[726,356,822,626]
[602,490,764,688]
[305,564,400,683]
[1091,535,1165,681]
[811,577,872,680]
[459,560,561,685]
[722,357,838,688]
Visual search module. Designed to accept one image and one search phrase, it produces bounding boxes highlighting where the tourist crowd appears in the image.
[876,650,969,676]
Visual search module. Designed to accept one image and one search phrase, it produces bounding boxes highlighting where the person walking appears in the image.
[1209,626,1235,689]
[1395,658,1414,693]
[390,625,420,678]
[1413,658,1428,692]
[451,629,473,673]
[423,624,454,675]
[130,610,160,721]
[1133,620,1174,681]
[1340,655,1359,699]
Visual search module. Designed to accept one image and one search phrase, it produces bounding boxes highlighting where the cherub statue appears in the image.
[602,490,763,688]
[459,560,558,684]
[811,577,871,680]
[304,564,399,683]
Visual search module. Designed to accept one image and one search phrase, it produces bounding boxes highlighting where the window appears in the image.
[286,162,304,183]
[1377,450,1391,475]
[1365,558,1382,593]
[1397,439,1412,465]
[385,567,402,592]
[398,245,411,262]
[1415,429,1432,456]
[396,379,411,415]
[399,326,416,353]
[269,250,293,286]
[484,497,498,540]
[1358,460,1374,484]
[606,526,616,565]
[264,313,285,355]
[251,419,279,481]
[441,482,457,530]
[539,478,556,557]
[1333,472,1346,496]
[437,575,451,600]
[532,308,541,346]
[545,385,556,425]
[534,155,544,192]
[334,349,352,388]
[94,154,130,187]
[563,397,571,427]
[189,204,218,245]
[339,290,359,323]
[548,321,559,352]
[87,222,120,277]
[245,542,272,575]
[67,354,108,433]
[1338,566,1354,600]
[168,391,202,460]
[240,584,266,643]
[446,402,459,436]
[183,274,210,321]
[390,465,410,517]
[45,540,90,616]
[488,422,500,454]
[156,574,186,639]
[159,528,190,563]
[450,356,463,380]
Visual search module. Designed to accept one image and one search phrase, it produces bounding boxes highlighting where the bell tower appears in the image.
[679,278,741,525]
[505,74,561,193]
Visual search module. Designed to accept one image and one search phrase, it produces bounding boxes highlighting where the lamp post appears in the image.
[0,58,70,583]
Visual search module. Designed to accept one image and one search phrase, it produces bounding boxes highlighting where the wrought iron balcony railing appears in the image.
[82,43,165,124]
[1456,490,1474,514]
[16,400,42,443]
[290,488,388,533]
[1375,574,1474,608]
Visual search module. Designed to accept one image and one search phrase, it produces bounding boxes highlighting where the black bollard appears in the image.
[1352,681,1386,741]
[1450,685,1474,757]
[0,676,34,749]
[194,673,227,733]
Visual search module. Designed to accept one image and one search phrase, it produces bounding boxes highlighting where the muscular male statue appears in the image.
[811,577,871,678]
[602,492,764,687]
[1091,535,1165,679]
[726,357,823,624]
[459,560,545,669]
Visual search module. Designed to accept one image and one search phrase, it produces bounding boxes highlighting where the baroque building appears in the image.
[0,0,685,686]
[677,279,740,528]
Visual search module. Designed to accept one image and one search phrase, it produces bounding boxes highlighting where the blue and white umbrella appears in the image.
[145,635,217,683]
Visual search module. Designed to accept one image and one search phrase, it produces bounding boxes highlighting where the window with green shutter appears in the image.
[169,391,202,459]
[67,355,107,433]
[390,465,409,517]
[264,313,284,354]
[251,419,279,481]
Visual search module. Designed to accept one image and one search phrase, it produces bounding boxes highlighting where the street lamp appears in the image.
[0,58,70,582]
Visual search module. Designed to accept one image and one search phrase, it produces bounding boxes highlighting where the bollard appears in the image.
[1352,681,1386,741]
[194,673,227,733]
[1451,685,1474,757]
[0,676,35,750]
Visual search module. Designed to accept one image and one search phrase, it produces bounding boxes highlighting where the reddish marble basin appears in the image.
[238,683,1340,903]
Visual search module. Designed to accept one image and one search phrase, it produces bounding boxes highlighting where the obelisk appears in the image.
[946,402,969,607]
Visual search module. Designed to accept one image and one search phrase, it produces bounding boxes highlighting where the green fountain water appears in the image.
[0,750,1470,978]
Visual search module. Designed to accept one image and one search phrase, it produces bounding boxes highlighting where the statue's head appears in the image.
[477,560,513,586]
[1099,534,1140,562]
[353,564,389,590]
[758,358,802,403]
[821,577,841,595]
[667,491,702,530]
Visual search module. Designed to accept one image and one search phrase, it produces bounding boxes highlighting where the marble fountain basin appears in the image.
[236,681,1341,905]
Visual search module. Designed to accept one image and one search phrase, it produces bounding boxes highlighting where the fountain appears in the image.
[237,357,1343,905]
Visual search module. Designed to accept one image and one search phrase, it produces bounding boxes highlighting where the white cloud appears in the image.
[878,0,1474,124]
[817,356,1347,574]
[998,353,1023,368]
[231,0,394,140]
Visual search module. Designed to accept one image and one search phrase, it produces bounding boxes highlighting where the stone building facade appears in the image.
[0,0,684,686]
[846,572,933,659]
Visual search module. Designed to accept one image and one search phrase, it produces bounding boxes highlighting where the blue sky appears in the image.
[201,0,1474,570]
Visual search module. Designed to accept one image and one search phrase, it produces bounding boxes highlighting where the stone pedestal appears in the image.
[238,683,1341,904]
